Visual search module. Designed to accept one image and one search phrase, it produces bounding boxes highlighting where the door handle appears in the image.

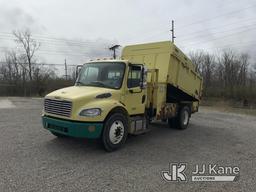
[142,95,146,104]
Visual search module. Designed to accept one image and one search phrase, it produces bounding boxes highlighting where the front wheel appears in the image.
[102,113,128,152]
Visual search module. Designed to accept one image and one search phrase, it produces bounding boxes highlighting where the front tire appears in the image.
[102,113,128,152]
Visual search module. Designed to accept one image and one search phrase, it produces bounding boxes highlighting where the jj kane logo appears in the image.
[162,163,240,182]
[161,163,187,182]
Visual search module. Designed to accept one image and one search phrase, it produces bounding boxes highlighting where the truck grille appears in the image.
[44,99,72,117]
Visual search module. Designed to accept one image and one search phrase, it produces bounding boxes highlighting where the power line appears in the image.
[0,32,103,47]
[132,19,256,44]
[0,33,111,58]
[123,0,249,42]
[0,61,77,67]
[178,19,256,41]
[179,38,256,55]
[178,25,256,47]
[178,4,256,29]
[125,3,256,44]
[0,47,90,57]
[0,35,102,49]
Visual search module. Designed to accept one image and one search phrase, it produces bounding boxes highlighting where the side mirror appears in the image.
[140,66,147,89]
[75,65,83,79]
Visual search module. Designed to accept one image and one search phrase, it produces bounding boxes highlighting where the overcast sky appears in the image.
[0,0,256,74]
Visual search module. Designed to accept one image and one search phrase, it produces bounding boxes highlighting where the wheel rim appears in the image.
[183,110,189,125]
[109,120,125,144]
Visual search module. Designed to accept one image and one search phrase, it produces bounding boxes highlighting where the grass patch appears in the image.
[201,97,256,116]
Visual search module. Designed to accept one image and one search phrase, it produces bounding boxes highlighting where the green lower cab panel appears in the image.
[42,116,103,139]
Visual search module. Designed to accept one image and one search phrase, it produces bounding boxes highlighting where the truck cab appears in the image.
[42,41,202,151]
[43,60,149,151]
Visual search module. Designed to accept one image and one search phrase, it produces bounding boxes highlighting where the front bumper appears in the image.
[42,116,103,138]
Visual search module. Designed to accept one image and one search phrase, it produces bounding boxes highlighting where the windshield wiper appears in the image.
[89,81,106,87]
[76,81,86,86]
[77,81,115,89]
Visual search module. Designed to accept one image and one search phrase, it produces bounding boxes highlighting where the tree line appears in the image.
[0,30,74,96]
[0,30,255,103]
[190,50,256,104]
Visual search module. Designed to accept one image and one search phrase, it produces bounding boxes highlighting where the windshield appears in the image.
[76,62,125,89]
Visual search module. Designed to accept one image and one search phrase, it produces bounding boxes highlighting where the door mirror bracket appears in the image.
[140,66,147,89]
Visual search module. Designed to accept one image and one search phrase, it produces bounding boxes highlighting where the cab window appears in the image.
[127,65,141,88]
[82,66,99,82]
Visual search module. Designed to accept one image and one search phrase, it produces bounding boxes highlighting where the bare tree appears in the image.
[202,53,215,89]
[218,50,238,94]
[238,53,249,87]
[189,50,205,74]
[5,50,21,83]
[189,51,215,93]
[13,29,40,81]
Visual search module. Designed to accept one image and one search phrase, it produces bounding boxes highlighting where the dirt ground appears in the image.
[0,97,256,192]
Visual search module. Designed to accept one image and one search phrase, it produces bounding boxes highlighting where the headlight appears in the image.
[79,108,101,117]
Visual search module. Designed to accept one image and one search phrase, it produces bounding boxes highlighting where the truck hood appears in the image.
[46,86,116,101]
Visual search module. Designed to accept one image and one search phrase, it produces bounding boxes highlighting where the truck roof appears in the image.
[85,59,129,64]
[122,41,196,70]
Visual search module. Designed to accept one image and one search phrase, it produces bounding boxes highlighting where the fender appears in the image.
[74,99,129,122]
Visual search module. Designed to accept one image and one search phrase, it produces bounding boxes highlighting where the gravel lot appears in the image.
[0,97,256,192]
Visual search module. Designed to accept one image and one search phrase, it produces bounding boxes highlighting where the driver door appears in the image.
[124,65,147,115]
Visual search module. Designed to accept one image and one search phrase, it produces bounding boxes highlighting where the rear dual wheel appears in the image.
[168,106,190,130]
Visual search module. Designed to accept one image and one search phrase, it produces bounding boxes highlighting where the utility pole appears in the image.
[64,59,67,80]
[109,45,120,59]
[170,20,176,43]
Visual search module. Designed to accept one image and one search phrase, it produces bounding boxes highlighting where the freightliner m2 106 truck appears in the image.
[42,41,203,151]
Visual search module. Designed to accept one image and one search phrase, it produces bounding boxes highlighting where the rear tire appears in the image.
[102,113,128,152]
[161,118,167,122]
[168,117,178,128]
[168,106,190,130]
[177,106,190,129]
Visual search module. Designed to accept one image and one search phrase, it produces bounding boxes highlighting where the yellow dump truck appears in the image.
[42,41,203,151]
